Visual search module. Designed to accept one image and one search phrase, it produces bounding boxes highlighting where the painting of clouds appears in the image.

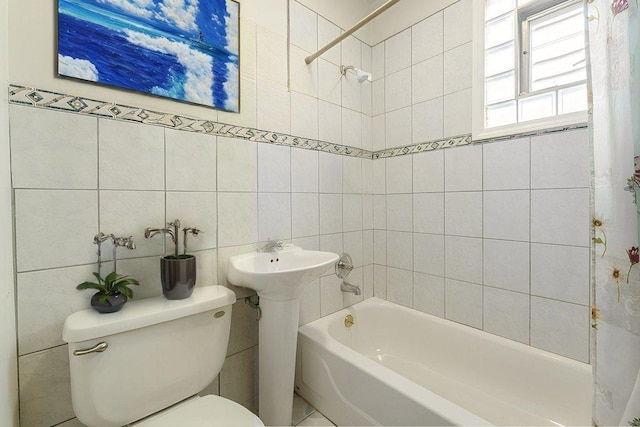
[58,0,239,112]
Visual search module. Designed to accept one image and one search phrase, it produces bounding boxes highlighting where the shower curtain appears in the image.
[588,0,640,425]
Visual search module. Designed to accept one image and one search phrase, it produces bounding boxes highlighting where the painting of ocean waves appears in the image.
[58,0,240,112]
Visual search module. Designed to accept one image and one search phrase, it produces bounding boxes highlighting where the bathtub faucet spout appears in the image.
[340,281,361,295]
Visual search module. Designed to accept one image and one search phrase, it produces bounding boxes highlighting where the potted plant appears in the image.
[77,271,140,313]
[144,219,202,300]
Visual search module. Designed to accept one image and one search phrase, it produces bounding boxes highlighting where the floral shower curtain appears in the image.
[588,0,640,425]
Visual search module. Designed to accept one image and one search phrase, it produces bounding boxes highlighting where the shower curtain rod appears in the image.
[304,0,402,64]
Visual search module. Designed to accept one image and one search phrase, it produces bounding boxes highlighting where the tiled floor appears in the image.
[292,394,335,426]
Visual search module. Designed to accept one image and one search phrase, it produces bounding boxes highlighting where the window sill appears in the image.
[472,111,588,142]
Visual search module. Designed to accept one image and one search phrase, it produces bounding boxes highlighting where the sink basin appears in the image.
[227,245,339,300]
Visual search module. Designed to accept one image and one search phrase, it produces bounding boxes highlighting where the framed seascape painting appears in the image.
[57,0,240,113]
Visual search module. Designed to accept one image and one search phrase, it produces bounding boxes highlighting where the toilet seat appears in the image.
[134,395,265,427]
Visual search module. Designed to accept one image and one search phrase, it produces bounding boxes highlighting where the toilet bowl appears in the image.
[63,286,264,427]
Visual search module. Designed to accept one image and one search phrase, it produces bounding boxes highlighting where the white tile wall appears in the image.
[412,12,443,64]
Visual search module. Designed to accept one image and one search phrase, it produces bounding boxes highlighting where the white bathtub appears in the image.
[295,298,592,426]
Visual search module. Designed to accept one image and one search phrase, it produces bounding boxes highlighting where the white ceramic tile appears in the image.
[290,44,319,98]
[483,239,530,294]
[257,27,288,85]
[291,148,319,193]
[483,190,530,241]
[239,0,288,37]
[166,192,217,252]
[387,267,413,308]
[220,346,258,403]
[227,298,259,356]
[414,233,445,276]
[413,150,444,193]
[530,297,590,362]
[362,81,372,117]
[363,195,374,230]
[17,265,93,355]
[412,55,444,104]
[373,158,386,195]
[166,130,216,192]
[385,107,412,148]
[374,195,387,229]
[372,79,385,116]
[531,129,590,189]
[483,287,530,344]
[341,35,362,70]
[412,12,444,64]
[344,231,364,268]
[412,98,444,143]
[292,395,317,425]
[57,418,86,427]
[299,278,321,326]
[193,249,218,290]
[386,155,413,194]
[445,236,482,284]
[100,190,166,259]
[445,192,483,237]
[385,28,412,76]
[292,193,320,239]
[445,278,483,329]
[362,42,372,74]
[15,190,98,272]
[257,82,291,134]
[342,108,362,148]
[413,193,445,234]
[444,0,473,50]
[318,59,342,105]
[444,144,482,191]
[483,137,530,191]
[19,346,74,427]
[320,233,343,258]
[364,264,374,300]
[319,152,343,193]
[318,16,341,65]
[371,266,387,300]
[362,115,373,153]
[319,194,343,235]
[414,272,445,317]
[343,194,363,233]
[319,100,342,145]
[217,137,257,192]
[372,42,385,81]
[531,189,590,247]
[374,230,387,265]
[290,1,317,53]
[387,194,413,232]
[341,73,363,112]
[10,105,97,189]
[372,115,386,151]
[258,143,291,193]
[531,243,590,305]
[387,231,413,271]
[362,157,373,195]
[217,193,258,247]
[258,193,291,241]
[444,42,473,95]
[292,236,320,251]
[297,411,336,426]
[291,92,319,140]
[385,68,412,112]
[320,274,344,316]
[443,88,472,137]
[363,230,374,265]
[99,119,164,190]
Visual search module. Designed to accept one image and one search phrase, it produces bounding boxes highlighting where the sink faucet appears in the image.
[340,281,361,295]
[258,238,284,253]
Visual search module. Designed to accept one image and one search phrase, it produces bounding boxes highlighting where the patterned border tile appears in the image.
[8,85,372,159]
[8,85,587,160]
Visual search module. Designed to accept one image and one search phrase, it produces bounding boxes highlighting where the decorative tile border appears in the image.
[8,85,372,159]
[8,85,587,160]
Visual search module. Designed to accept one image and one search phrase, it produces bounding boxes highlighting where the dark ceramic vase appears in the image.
[161,255,196,300]
[91,292,127,313]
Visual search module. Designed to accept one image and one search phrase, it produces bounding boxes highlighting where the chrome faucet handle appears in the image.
[335,253,353,279]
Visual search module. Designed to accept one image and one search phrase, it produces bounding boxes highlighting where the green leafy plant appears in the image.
[77,271,140,302]
[629,418,640,427]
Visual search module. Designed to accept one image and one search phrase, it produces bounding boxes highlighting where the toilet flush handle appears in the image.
[73,342,108,356]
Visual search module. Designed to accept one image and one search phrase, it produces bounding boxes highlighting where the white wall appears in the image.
[298,0,373,44]
[0,0,18,424]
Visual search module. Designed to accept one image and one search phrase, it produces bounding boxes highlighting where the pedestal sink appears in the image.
[227,245,339,426]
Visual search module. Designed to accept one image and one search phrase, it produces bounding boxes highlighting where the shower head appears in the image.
[340,65,372,83]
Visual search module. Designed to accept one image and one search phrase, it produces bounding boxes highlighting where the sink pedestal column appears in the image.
[258,297,300,426]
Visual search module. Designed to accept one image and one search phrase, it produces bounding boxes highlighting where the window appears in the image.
[473,0,588,138]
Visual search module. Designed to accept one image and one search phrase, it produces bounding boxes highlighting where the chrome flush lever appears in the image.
[73,342,108,356]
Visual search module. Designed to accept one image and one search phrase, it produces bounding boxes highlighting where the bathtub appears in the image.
[295,298,592,426]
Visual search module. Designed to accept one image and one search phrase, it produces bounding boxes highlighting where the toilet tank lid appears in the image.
[62,286,236,343]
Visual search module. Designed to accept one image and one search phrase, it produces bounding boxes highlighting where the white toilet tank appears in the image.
[62,286,236,427]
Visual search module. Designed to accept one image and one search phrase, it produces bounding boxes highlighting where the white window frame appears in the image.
[472,0,588,141]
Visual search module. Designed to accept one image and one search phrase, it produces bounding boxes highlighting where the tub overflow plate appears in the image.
[344,314,354,328]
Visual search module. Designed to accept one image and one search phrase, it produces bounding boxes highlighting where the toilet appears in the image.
[62,286,264,427]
